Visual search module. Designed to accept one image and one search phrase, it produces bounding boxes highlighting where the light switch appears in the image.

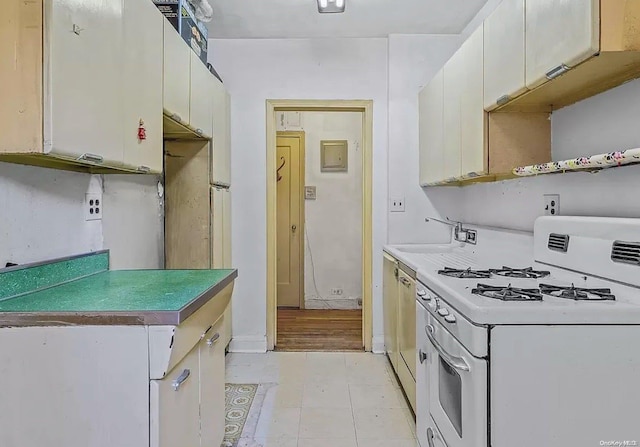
[305,186,317,200]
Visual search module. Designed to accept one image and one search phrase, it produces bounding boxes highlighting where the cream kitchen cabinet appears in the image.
[397,268,417,412]
[199,318,226,447]
[211,79,232,186]
[442,47,464,181]
[418,70,444,186]
[212,186,233,347]
[525,0,599,90]
[484,0,527,111]
[122,0,164,173]
[163,20,191,126]
[383,253,400,371]
[189,52,215,139]
[0,0,164,173]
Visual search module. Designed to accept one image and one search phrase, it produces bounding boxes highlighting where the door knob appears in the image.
[291,225,297,232]
[419,349,427,364]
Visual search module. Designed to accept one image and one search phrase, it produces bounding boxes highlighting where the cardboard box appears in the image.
[153,0,208,65]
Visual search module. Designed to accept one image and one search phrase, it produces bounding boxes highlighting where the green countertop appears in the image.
[0,252,237,326]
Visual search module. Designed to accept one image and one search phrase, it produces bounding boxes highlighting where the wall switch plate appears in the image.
[85,193,103,221]
[331,288,343,296]
[544,194,560,216]
[305,186,317,200]
[390,197,405,212]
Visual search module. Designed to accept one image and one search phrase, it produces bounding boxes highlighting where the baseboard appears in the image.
[372,335,386,354]
[228,336,268,353]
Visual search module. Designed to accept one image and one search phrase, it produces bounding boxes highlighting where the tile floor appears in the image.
[226,352,419,447]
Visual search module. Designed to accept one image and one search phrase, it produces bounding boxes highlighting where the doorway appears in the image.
[267,100,374,352]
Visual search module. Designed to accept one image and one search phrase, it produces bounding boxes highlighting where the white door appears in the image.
[122,0,163,173]
[484,0,527,110]
[150,346,200,447]
[189,52,214,138]
[163,20,191,124]
[443,48,463,180]
[419,69,444,185]
[199,318,226,447]
[526,0,600,89]
[48,0,124,165]
[460,25,487,177]
[211,78,230,185]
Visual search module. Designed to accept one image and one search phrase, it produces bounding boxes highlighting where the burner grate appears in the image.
[438,267,492,279]
[472,283,543,302]
[490,266,551,279]
[539,284,616,301]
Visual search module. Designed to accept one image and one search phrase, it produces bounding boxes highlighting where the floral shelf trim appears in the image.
[513,148,640,176]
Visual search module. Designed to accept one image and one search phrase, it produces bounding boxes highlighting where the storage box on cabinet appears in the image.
[0,0,164,174]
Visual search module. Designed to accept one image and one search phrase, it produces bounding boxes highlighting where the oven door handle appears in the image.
[426,324,470,372]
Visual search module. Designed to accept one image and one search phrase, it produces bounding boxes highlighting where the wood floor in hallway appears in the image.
[276,309,363,351]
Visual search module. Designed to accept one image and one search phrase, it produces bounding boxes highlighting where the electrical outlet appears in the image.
[85,193,103,221]
[544,194,560,216]
[390,197,405,213]
[331,288,344,296]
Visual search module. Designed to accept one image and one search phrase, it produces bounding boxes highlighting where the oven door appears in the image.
[425,314,487,447]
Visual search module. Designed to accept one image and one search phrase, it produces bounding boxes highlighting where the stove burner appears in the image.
[539,284,616,301]
[472,283,544,302]
[438,267,492,279]
[490,266,551,279]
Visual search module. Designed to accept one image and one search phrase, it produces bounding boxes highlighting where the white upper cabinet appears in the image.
[122,0,163,173]
[484,0,527,110]
[460,25,487,177]
[442,47,464,180]
[418,70,444,186]
[48,0,124,165]
[163,20,191,125]
[211,79,231,185]
[189,53,214,138]
[526,0,600,89]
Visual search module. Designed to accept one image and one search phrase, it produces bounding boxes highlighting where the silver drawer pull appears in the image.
[546,64,570,80]
[136,165,150,173]
[207,332,221,347]
[419,349,427,364]
[195,128,204,135]
[426,324,469,372]
[79,153,104,163]
[171,369,191,391]
[427,427,435,447]
[496,94,511,106]
[171,113,182,123]
[399,277,411,287]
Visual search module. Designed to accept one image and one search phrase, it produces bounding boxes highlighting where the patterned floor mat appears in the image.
[221,384,259,447]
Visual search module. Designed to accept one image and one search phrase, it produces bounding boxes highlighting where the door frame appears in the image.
[276,130,306,309]
[266,99,374,351]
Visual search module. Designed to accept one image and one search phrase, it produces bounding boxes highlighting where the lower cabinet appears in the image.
[199,318,226,446]
[383,254,399,371]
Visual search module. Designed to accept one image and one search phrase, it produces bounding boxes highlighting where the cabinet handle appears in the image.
[171,113,182,123]
[496,94,511,106]
[207,332,221,347]
[399,277,411,287]
[172,369,191,391]
[79,153,104,164]
[136,165,150,173]
[393,268,398,278]
[195,128,204,135]
[419,349,427,364]
[546,64,570,80]
[427,427,436,447]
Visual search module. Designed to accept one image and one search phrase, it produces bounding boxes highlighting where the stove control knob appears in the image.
[444,314,457,324]
[417,290,427,297]
[428,299,438,312]
[437,308,449,317]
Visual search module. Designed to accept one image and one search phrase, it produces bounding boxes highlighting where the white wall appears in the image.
[277,111,363,310]
[0,162,164,270]
[209,38,388,351]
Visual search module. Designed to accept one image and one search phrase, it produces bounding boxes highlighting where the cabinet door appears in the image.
[416,305,431,447]
[122,0,163,173]
[150,346,200,447]
[189,52,214,138]
[199,318,226,447]
[211,79,230,185]
[222,188,232,268]
[442,49,463,180]
[211,186,225,269]
[383,254,399,372]
[460,25,487,177]
[526,0,600,89]
[398,271,416,380]
[484,0,527,110]
[163,20,191,124]
[419,70,444,186]
[48,0,124,165]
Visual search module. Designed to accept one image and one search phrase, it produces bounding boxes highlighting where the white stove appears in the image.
[396,216,640,447]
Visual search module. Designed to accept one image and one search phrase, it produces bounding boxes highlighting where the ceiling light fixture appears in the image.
[317,0,345,14]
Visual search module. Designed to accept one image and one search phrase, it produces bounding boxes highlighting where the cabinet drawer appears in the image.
[150,345,200,447]
[199,316,226,447]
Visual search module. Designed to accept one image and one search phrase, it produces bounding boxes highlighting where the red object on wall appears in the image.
[138,119,147,141]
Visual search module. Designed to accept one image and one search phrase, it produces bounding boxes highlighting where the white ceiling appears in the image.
[206,0,490,39]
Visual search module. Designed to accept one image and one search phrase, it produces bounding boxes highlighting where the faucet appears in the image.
[425,217,477,244]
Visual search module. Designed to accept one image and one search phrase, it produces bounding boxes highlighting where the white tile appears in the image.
[261,383,304,409]
[299,408,357,439]
[237,437,298,447]
[302,382,351,408]
[349,383,408,409]
[358,440,419,447]
[346,362,394,385]
[353,408,415,440]
[305,356,349,384]
[254,407,301,439]
[299,438,358,447]
[344,352,388,369]
[227,353,271,368]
